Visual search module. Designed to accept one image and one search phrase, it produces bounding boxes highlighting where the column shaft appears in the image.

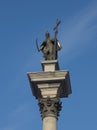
[43,116,57,130]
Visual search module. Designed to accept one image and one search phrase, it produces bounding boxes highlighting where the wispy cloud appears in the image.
[59,1,97,61]
[1,102,40,130]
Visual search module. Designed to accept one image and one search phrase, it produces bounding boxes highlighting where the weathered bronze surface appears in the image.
[39,19,62,60]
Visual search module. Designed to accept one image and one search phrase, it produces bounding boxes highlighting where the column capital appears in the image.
[38,97,62,119]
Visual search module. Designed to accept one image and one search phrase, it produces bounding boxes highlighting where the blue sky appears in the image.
[0,0,97,130]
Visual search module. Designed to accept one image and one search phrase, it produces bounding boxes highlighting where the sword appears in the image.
[36,38,40,52]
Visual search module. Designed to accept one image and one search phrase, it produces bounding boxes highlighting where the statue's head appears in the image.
[45,32,50,39]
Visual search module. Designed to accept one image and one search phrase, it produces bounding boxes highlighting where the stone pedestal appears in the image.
[41,60,59,72]
[27,60,72,130]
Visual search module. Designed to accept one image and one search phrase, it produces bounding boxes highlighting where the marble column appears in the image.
[38,97,62,130]
[43,117,57,130]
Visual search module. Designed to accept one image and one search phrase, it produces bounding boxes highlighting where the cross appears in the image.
[53,19,61,60]
[53,19,61,37]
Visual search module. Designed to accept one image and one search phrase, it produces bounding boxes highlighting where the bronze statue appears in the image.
[39,32,61,60]
[37,19,62,60]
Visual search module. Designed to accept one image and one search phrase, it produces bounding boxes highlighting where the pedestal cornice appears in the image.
[27,70,72,99]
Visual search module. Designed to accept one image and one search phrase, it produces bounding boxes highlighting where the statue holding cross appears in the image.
[37,19,62,60]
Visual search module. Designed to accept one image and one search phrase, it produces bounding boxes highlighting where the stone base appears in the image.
[27,70,72,98]
[41,60,59,72]
[27,60,72,99]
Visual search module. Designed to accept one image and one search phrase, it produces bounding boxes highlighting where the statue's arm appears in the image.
[51,38,62,50]
[57,41,62,50]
